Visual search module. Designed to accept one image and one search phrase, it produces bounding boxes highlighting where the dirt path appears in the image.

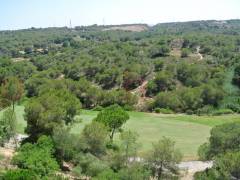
[179,161,213,180]
[131,80,148,96]
[196,46,203,60]
[0,147,14,158]
[0,147,15,169]
[12,57,30,62]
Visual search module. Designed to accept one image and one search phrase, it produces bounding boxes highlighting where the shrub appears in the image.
[154,108,161,113]
[2,169,37,180]
[196,105,214,116]
[186,110,194,115]
[181,48,190,58]
[198,143,210,161]
[71,165,82,177]
[12,136,59,177]
[86,160,110,177]
[211,109,234,116]
[224,102,240,113]
[92,106,104,111]
[93,169,119,180]
[154,108,174,114]
[154,92,182,112]
[200,122,240,159]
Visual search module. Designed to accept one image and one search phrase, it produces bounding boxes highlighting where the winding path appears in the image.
[196,46,203,60]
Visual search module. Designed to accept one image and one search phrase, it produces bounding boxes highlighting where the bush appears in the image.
[12,136,59,177]
[93,169,119,180]
[153,92,182,112]
[92,106,104,111]
[196,105,214,116]
[181,48,190,58]
[154,108,161,113]
[86,160,110,177]
[2,169,37,180]
[201,122,240,159]
[211,109,234,116]
[224,102,240,113]
[154,108,174,114]
[186,110,194,115]
[71,165,82,177]
[194,169,218,180]
[198,143,210,161]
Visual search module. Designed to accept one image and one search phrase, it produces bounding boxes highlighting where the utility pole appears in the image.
[69,19,72,29]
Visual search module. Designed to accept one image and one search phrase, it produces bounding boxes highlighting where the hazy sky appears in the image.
[1,0,240,30]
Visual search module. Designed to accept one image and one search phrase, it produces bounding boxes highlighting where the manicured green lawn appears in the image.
[2,106,240,160]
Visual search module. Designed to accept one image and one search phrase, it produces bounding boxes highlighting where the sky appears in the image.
[1,0,240,30]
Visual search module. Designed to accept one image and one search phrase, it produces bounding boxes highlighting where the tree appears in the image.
[12,136,59,177]
[0,108,17,147]
[81,121,108,156]
[195,151,240,180]
[196,122,240,179]
[53,127,80,162]
[119,130,140,165]
[198,122,240,160]
[150,45,170,58]
[147,137,182,179]
[233,64,240,87]
[181,48,190,58]
[122,71,142,90]
[73,153,110,177]
[25,89,81,141]
[147,71,176,96]
[1,77,24,111]
[153,91,183,112]
[154,59,164,72]
[94,104,129,141]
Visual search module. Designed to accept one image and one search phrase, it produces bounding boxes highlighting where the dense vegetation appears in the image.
[196,122,240,179]
[0,19,240,179]
[0,20,240,113]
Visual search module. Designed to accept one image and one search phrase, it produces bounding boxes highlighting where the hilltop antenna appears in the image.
[102,18,105,26]
[69,19,72,29]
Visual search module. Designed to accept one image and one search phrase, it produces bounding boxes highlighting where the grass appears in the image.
[0,106,26,134]
[73,110,240,160]
[2,106,240,160]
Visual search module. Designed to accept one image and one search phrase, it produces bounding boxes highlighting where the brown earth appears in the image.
[103,25,148,32]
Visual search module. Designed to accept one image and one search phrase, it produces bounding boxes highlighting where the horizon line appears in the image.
[1,18,239,31]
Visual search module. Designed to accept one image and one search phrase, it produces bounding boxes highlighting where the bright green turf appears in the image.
[2,106,240,159]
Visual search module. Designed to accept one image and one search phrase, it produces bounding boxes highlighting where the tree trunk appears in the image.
[109,128,115,141]
[12,101,15,112]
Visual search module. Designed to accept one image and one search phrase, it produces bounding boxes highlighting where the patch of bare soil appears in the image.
[170,49,182,57]
[12,57,30,62]
[196,46,203,60]
[131,80,153,110]
[57,74,65,80]
[0,147,15,169]
[179,161,213,180]
[103,25,148,32]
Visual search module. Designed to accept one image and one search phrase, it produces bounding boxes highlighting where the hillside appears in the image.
[1,19,240,114]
